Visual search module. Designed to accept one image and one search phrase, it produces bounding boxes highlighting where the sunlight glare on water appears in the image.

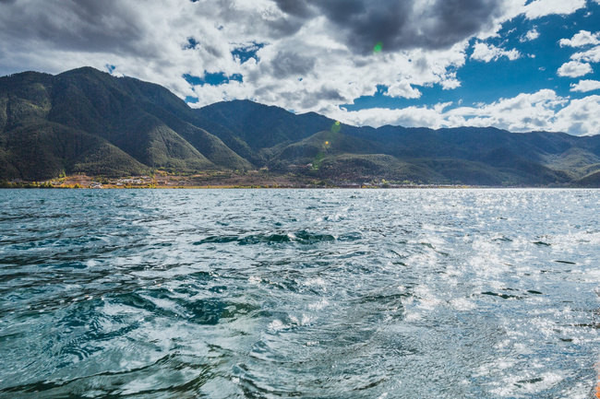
[0,189,598,398]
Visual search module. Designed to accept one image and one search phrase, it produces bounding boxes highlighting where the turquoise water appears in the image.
[0,189,598,398]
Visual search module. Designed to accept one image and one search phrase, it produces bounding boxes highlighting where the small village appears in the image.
[3,173,469,189]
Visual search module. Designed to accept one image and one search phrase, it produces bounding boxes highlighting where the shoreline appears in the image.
[0,173,474,189]
[1,173,593,190]
[0,183,476,189]
[1,183,593,190]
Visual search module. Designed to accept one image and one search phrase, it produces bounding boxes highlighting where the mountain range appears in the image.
[1,67,599,187]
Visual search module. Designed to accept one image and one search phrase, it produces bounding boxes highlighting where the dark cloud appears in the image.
[0,0,144,54]
[299,86,346,108]
[264,17,306,38]
[270,51,316,78]
[261,85,345,109]
[0,0,504,65]
[423,0,503,48]
[273,0,315,18]
[204,0,305,39]
[274,0,504,54]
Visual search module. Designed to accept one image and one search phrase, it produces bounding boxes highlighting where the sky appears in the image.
[1,0,600,136]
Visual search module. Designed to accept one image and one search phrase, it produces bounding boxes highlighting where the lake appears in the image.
[0,189,598,398]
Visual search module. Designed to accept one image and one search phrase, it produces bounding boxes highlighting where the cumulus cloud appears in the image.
[0,0,145,54]
[328,90,599,136]
[559,30,600,47]
[386,81,422,99]
[570,79,600,92]
[272,0,508,54]
[0,0,495,109]
[268,51,316,79]
[471,42,521,62]
[557,61,593,77]
[0,0,598,135]
[445,90,567,132]
[571,46,600,63]
[522,0,587,19]
[553,95,600,136]
[521,28,540,42]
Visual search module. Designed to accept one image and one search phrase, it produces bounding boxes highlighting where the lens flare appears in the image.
[373,42,383,53]
[331,121,341,133]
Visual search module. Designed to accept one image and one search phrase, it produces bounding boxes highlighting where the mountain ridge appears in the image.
[1,67,599,187]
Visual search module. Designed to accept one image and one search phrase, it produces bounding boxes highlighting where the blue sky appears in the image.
[345,3,600,111]
[0,0,599,135]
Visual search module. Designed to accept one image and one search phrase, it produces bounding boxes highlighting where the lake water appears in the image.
[0,189,598,398]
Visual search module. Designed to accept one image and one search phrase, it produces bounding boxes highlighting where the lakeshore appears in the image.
[1,171,473,189]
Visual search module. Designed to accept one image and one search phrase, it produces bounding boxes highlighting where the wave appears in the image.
[193,230,339,246]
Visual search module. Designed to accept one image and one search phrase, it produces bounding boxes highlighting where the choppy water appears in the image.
[0,189,598,398]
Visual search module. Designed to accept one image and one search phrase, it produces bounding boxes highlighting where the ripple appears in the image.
[0,188,598,398]
[193,230,337,246]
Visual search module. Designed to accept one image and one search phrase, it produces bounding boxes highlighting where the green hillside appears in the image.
[0,67,247,179]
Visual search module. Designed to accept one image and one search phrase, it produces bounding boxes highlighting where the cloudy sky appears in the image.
[1,0,600,135]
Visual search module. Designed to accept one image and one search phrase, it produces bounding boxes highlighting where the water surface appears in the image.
[0,189,598,398]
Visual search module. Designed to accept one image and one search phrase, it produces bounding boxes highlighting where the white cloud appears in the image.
[571,45,600,63]
[0,0,588,108]
[521,28,540,42]
[440,74,462,90]
[386,81,422,99]
[0,0,597,136]
[330,90,565,130]
[570,79,600,92]
[328,90,600,136]
[559,30,600,47]
[471,42,521,62]
[553,95,600,136]
[0,0,482,114]
[189,39,470,112]
[522,0,587,19]
[443,90,567,132]
[557,61,593,77]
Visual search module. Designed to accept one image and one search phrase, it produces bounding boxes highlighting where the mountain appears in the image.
[0,67,249,180]
[1,67,599,186]
[197,101,600,186]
